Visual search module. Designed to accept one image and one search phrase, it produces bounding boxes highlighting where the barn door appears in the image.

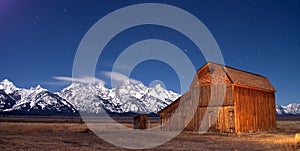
[208,109,218,132]
[228,110,235,133]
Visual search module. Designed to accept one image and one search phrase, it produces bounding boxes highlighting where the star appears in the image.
[33,16,40,24]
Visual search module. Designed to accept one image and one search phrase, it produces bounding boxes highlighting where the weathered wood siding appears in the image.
[234,86,276,133]
[185,106,235,133]
[190,63,231,88]
[192,85,234,107]
[160,90,195,131]
[215,106,235,133]
[160,84,234,132]
[184,84,234,133]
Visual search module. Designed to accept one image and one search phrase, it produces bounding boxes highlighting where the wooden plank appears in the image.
[234,86,276,133]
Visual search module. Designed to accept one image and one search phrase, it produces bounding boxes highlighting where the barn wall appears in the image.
[185,84,234,132]
[192,85,234,107]
[234,86,276,133]
[159,90,194,131]
[185,106,235,133]
[160,84,235,132]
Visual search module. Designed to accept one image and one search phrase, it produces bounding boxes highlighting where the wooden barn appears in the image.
[158,62,276,133]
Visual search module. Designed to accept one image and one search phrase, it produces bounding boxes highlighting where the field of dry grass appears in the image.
[0,117,299,150]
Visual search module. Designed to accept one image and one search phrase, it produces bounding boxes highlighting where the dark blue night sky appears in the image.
[0,0,299,105]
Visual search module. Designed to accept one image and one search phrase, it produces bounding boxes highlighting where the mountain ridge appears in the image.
[276,103,300,116]
[0,79,78,116]
[0,79,180,115]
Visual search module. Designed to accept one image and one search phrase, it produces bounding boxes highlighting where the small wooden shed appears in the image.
[158,62,276,133]
[134,114,148,129]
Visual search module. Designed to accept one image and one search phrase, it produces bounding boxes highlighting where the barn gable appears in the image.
[190,62,231,87]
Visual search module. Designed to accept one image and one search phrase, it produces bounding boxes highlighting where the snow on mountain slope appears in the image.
[57,81,181,114]
[58,83,109,114]
[276,103,300,116]
[135,84,178,112]
[0,90,19,111]
[0,79,22,111]
[0,79,20,94]
[5,90,78,115]
[0,79,180,115]
[0,79,78,115]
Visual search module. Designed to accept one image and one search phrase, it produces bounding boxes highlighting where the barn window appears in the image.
[209,68,215,74]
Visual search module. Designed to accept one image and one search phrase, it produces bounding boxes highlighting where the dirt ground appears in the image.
[0,117,299,151]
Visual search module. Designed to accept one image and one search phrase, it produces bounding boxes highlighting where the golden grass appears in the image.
[0,120,299,150]
[0,122,158,133]
[0,122,89,133]
[255,121,300,151]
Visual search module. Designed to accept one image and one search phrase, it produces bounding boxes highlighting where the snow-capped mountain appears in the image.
[0,80,21,111]
[0,79,180,115]
[0,90,20,110]
[0,79,78,115]
[276,103,300,116]
[58,81,180,114]
[0,79,20,94]
[58,82,110,114]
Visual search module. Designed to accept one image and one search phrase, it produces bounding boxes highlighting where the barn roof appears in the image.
[207,62,276,92]
[224,66,275,92]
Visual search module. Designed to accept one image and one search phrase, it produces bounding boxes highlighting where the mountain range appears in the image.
[0,79,179,116]
[276,103,300,116]
[0,79,77,116]
[0,79,299,116]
